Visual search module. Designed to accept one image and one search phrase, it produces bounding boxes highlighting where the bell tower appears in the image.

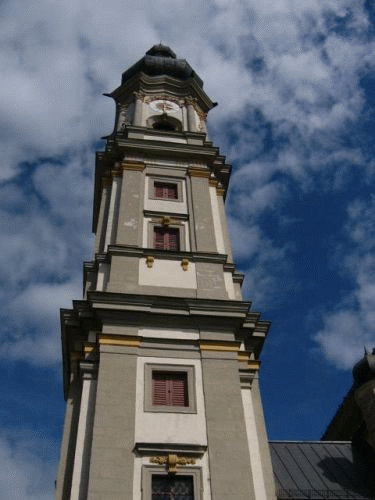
[55,45,276,500]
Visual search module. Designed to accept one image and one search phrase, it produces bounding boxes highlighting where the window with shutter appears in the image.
[154,182,178,199]
[144,364,196,413]
[152,371,188,407]
[153,227,180,251]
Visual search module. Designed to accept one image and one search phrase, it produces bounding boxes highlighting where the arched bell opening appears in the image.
[147,114,182,132]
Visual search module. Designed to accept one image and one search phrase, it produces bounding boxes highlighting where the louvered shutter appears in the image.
[154,183,165,198]
[169,373,188,406]
[154,228,165,249]
[154,182,178,199]
[152,371,188,407]
[166,229,179,251]
[152,372,168,405]
[166,184,178,199]
[153,228,180,251]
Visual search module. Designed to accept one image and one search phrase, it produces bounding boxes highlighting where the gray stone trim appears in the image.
[142,466,202,500]
[148,176,184,202]
[147,220,186,251]
[107,244,228,263]
[140,340,198,352]
[135,443,206,454]
[54,374,81,500]
[232,272,245,285]
[144,210,188,220]
[88,291,251,317]
[144,363,197,413]
[146,166,187,178]
[109,284,197,298]
[217,193,233,263]
[116,132,220,162]
[93,180,110,255]
[79,361,98,380]
[248,376,277,500]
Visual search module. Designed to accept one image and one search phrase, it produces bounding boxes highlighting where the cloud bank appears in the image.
[1,0,374,368]
[1,1,375,495]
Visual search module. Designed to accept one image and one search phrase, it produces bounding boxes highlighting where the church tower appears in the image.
[55,45,276,500]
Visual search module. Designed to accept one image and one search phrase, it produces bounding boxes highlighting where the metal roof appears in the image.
[269,441,375,499]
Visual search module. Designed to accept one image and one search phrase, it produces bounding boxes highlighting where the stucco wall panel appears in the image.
[135,356,207,446]
[87,351,137,499]
[139,258,197,289]
[201,356,256,500]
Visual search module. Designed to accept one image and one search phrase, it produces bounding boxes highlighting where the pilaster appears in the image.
[115,161,145,246]
[188,167,217,253]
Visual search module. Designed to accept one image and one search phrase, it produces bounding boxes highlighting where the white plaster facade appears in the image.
[134,355,207,445]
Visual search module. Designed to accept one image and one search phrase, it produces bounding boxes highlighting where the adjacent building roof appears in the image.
[269,441,375,499]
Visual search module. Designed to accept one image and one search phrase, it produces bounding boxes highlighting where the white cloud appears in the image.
[314,196,375,369]
[0,428,56,500]
[0,279,82,365]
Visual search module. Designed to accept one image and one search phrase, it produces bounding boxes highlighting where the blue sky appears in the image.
[1,0,375,498]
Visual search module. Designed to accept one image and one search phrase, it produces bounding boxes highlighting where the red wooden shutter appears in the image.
[169,373,188,406]
[152,372,168,405]
[153,228,180,251]
[166,184,178,199]
[154,182,178,199]
[153,227,165,249]
[154,183,165,198]
[152,372,188,407]
[165,228,179,251]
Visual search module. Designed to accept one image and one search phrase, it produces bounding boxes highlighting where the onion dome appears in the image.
[121,44,203,87]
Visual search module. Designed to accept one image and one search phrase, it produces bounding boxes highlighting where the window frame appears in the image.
[148,222,186,252]
[153,226,180,251]
[142,466,201,500]
[148,177,184,203]
[144,364,197,414]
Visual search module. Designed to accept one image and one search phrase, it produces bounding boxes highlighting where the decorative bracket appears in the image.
[162,216,171,226]
[181,258,189,271]
[149,454,196,474]
[146,256,154,268]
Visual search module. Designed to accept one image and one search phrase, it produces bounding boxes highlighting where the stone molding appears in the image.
[120,161,145,171]
[135,443,206,454]
[187,166,210,178]
[79,361,98,380]
[98,334,141,347]
[200,340,241,353]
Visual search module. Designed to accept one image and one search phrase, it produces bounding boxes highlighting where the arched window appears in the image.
[153,120,176,131]
[147,114,182,132]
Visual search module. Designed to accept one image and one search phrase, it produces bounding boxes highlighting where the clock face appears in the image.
[150,99,180,114]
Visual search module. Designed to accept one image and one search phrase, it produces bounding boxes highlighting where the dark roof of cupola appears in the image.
[353,348,375,386]
[146,44,176,59]
[121,44,203,87]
